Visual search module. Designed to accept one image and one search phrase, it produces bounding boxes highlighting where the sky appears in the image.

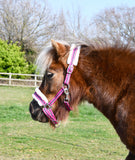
[48,0,135,19]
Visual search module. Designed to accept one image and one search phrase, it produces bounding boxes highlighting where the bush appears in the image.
[0,39,36,74]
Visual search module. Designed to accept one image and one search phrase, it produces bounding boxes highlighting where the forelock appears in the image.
[36,46,54,74]
[36,40,70,74]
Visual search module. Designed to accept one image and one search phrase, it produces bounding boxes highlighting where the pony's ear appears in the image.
[51,39,67,57]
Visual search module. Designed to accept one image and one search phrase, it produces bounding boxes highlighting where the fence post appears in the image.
[9,73,12,85]
[34,75,37,87]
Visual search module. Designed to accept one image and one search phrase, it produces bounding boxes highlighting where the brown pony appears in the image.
[29,40,135,160]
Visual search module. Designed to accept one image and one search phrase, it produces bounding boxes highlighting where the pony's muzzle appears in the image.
[29,99,48,123]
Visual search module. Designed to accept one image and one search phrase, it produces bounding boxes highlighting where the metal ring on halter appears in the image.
[63,83,70,89]
[44,103,52,109]
[64,87,69,95]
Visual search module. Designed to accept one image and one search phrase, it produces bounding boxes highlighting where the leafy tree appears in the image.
[0,39,35,74]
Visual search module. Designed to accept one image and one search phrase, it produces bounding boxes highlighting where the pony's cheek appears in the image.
[51,74,64,91]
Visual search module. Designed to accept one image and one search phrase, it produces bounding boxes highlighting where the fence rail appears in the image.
[0,72,43,87]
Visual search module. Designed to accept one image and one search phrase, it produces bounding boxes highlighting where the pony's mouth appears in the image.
[29,99,49,123]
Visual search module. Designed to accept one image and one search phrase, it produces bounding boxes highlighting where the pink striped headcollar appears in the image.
[32,44,81,126]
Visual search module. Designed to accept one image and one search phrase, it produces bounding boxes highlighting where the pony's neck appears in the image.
[77,48,123,120]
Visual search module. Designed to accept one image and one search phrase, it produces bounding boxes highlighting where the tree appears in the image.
[0,0,91,52]
[91,7,135,46]
[0,39,35,74]
[52,8,90,45]
[0,0,57,62]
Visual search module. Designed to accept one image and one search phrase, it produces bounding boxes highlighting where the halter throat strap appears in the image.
[32,44,81,125]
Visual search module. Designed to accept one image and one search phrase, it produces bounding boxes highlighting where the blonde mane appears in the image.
[36,40,70,74]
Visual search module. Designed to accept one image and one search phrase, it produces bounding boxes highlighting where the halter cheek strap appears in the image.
[64,45,80,85]
[32,44,81,125]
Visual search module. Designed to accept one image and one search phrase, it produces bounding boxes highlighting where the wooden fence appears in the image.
[0,72,43,87]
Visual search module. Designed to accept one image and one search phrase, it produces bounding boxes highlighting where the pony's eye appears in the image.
[46,71,54,79]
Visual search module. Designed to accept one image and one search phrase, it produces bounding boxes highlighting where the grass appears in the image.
[0,86,128,160]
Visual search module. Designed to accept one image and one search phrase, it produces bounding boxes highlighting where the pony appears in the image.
[29,40,135,160]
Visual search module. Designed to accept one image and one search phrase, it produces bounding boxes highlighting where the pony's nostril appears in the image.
[29,100,36,114]
[29,99,39,113]
[37,110,42,121]
[29,99,48,123]
[29,100,40,120]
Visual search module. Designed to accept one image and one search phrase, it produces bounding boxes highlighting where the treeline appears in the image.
[0,0,135,74]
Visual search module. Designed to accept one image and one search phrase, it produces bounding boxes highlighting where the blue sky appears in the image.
[48,0,135,19]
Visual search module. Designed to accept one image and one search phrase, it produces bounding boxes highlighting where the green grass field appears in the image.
[0,86,128,160]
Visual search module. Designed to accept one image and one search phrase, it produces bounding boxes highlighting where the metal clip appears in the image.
[63,85,69,102]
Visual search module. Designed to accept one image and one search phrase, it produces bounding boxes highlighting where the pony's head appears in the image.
[29,40,87,127]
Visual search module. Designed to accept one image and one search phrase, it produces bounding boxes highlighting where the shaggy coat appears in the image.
[30,40,135,160]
